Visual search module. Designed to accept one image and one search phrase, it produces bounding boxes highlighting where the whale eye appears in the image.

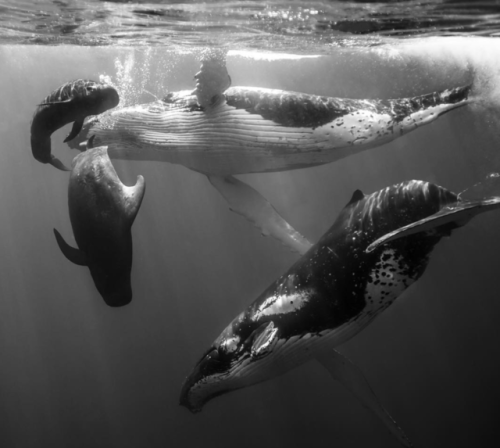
[206,348,220,362]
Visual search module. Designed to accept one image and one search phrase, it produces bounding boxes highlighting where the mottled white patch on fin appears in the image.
[208,174,312,255]
[366,197,500,253]
[193,49,231,108]
[53,228,87,266]
[316,349,413,448]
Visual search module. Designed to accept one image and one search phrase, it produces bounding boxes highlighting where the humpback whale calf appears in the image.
[180,180,500,447]
[31,79,119,171]
[70,51,473,255]
[54,145,145,307]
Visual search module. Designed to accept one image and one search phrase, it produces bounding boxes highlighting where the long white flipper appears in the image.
[208,175,313,255]
[316,349,413,448]
[366,197,500,253]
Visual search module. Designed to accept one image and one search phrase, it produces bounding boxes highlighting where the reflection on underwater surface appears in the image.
[1,23,500,448]
[2,0,500,48]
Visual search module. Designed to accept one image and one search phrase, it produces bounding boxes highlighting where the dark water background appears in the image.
[2,2,500,448]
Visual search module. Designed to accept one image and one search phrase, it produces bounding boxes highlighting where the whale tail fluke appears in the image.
[316,349,414,448]
[53,228,87,266]
[366,196,500,253]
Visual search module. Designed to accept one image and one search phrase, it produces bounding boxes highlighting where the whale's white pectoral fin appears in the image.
[316,349,413,448]
[208,175,313,255]
[366,196,500,253]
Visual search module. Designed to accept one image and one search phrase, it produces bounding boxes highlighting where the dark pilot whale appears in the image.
[53,145,145,307]
[180,180,500,447]
[31,79,119,171]
[69,51,473,255]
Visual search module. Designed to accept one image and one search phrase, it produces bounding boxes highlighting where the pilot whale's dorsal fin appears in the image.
[53,229,87,266]
[121,175,146,225]
[366,197,500,253]
[193,49,231,109]
[345,189,365,208]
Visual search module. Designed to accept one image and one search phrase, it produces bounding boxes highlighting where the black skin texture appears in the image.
[61,147,144,307]
[223,85,471,128]
[30,79,119,165]
[184,181,460,388]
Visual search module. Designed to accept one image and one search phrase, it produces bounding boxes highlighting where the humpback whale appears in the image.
[53,145,145,307]
[180,180,500,447]
[31,79,119,171]
[69,51,472,254]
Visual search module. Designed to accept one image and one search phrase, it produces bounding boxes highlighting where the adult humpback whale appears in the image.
[53,145,146,307]
[179,180,500,447]
[70,51,472,254]
[31,79,119,171]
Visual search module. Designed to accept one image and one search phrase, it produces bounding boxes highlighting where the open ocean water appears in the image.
[2,1,500,447]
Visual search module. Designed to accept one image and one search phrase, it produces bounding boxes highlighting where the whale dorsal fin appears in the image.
[366,197,500,253]
[345,189,364,208]
[53,229,87,266]
[193,49,231,109]
[121,175,146,224]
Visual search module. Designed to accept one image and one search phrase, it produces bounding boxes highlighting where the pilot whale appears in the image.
[180,180,500,447]
[31,79,119,171]
[69,51,473,255]
[53,145,145,307]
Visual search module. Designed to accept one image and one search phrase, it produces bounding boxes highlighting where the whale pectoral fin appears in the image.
[49,155,71,172]
[193,49,231,108]
[208,175,313,255]
[53,229,87,266]
[64,119,84,143]
[366,197,500,253]
[316,349,413,448]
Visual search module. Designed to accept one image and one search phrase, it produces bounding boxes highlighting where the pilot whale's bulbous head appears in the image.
[86,83,120,115]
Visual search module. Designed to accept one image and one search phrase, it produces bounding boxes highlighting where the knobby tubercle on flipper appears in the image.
[30,79,119,171]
